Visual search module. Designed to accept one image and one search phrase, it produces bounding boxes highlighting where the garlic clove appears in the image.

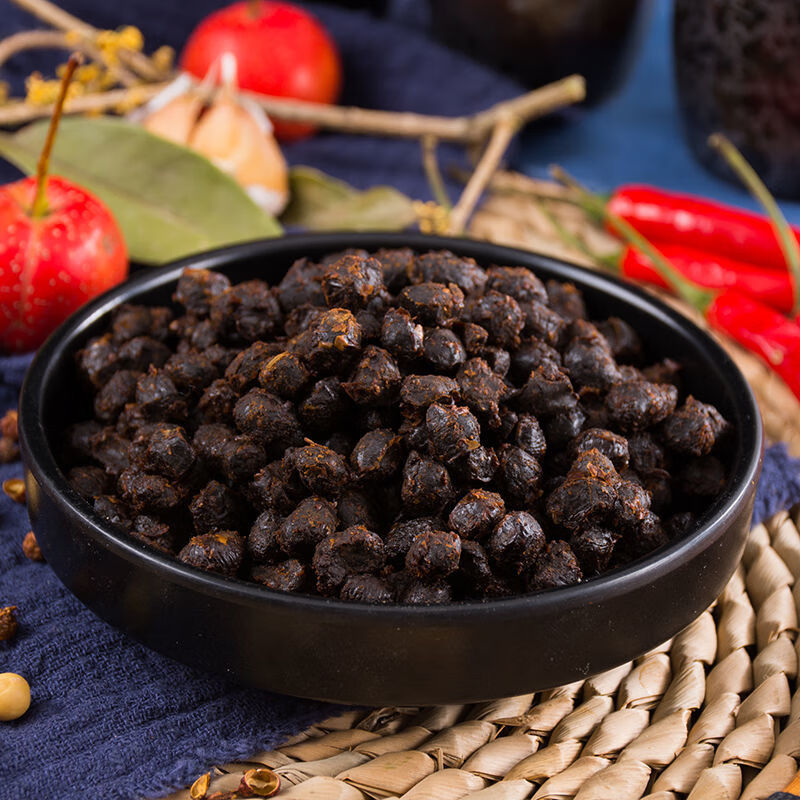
[188,94,289,215]
[140,93,204,146]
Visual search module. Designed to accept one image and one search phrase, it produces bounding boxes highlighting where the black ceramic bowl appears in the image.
[19,234,762,705]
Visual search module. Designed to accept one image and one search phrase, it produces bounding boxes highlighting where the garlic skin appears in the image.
[133,54,289,216]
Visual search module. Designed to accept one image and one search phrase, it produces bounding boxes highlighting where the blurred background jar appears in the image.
[674,0,800,199]
[424,0,653,105]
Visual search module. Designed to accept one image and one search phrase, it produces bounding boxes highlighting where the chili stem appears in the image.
[31,51,81,218]
[531,194,619,272]
[550,166,715,312]
[709,133,800,316]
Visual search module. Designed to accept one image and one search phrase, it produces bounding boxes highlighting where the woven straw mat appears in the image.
[163,179,800,799]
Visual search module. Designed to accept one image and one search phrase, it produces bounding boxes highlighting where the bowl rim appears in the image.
[20,232,764,623]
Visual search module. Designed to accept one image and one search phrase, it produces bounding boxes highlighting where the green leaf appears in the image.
[283,166,417,232]
[0,117,282,265]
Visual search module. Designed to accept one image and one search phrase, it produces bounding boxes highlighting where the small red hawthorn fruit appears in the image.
[181,0,342,141]
[0,55,128,353]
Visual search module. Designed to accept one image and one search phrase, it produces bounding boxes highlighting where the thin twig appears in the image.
[0,74,585,141]
[0,29,139,86]
[0,83,162,124]
[449,115,519,234]
[420,135,451,210]
[10,0,169,82]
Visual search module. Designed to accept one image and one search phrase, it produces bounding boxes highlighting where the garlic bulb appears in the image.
[133,53,289,216]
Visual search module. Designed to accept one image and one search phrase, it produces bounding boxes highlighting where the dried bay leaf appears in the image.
[0,117,282,265]
[283,166,416,231]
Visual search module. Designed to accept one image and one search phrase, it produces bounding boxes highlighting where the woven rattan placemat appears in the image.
[163,179,800,798]
[164,510,800,800]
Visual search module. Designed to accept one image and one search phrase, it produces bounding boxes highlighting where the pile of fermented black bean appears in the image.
[62,249,732,604]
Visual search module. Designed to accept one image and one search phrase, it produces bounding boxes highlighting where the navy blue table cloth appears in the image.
[2,2,800,798]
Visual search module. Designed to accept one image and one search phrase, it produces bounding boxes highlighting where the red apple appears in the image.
[181,0,342,141]
[0,175,128,353]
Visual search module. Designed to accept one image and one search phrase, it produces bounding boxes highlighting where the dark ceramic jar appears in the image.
[427,0,652,104]
[674,0,800,198]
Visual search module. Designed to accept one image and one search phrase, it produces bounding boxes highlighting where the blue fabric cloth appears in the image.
[1,2,800,799]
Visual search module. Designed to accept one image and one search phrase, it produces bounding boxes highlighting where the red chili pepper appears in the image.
[619,244,795,313]
[608,185,800,271]
[706,290,800,398]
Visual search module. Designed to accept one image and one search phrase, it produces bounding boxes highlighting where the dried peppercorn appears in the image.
[276,496,337,557]
[94,370,140,422]
[290,442,350,496]
[426,403,481,463]
[514,415,547,458]
[342,346,401,405]
[381,307,424,360]
[570,526,620,575]
[456,358,508,424]
[321,253,386,309]
[233,389,303,451]
[68,465,109,498]
[399,281,464,326]
[0,606,18,642]
[90,429,131,476]
[422,327,466,372]
[313,525,386,594]
[21,531,44,562]
[405,529,461,578]
[374,247,414,293]
[135,367,187,421]
[563,320,622,389]
[179,531,244,576]
[190,480,243,534]
[401,451,455,513]
[466,291,525,349]
[518,360,577,415]
[448,489,505,539]
[174,268,231,316]
[571,428,629,471]
[129,514,175,553]
[118,468,184,512]
[137,424,196,480]
[661,396,730,457]
[163,352,218,395]
[350,429,404,482]
[400,374,459,414]
[301,308,362,373]
[339,574,393,604]
[486,511,545,575]
[251,559,307,592]
[298,377,349,432]
[258,352,310,399]
[606,380,678,432]
[62,248,733,603]
[413,251,488,294]
[519,299,566,347]
[486,265,547,304]
[528,540,583,590]
[497,445,543,507]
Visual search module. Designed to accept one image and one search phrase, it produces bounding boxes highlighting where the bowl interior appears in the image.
[29,233,762,609]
